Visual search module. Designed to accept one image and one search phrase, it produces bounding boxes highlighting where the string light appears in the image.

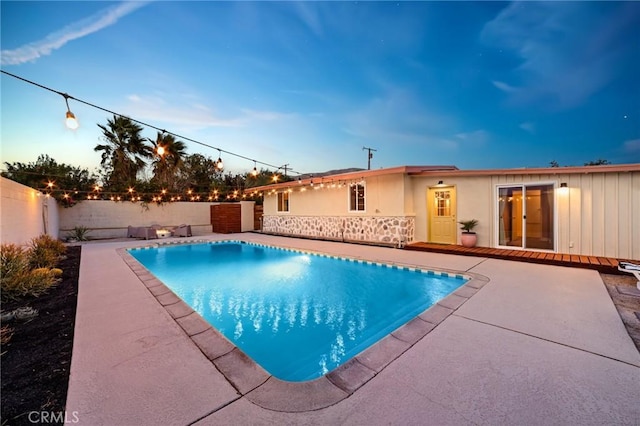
[1,70,306,179]
[62,93,79,130]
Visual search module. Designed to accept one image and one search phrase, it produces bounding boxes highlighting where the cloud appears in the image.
[1,2,149,65]
[122,93,294,130]
[343,88,455,145]
[623,139,640,153]
[519,122,535,133]
[455,130,489,146]
[492,80,518,94]
[481,2,640,109]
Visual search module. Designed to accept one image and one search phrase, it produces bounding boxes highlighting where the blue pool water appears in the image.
[129,241,467,381]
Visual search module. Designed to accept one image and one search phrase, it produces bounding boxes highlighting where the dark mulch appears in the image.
[1,246,81,426]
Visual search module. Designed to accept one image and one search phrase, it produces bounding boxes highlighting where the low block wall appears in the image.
[262,215,415,245]
[0,177,60,245]
[58,200,256,240]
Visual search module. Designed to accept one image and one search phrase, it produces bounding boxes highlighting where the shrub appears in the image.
[1,244,29,281]
[67,225,90,241]
[28,235,66,269]
[1,268,61,301]
[1,241,63,301]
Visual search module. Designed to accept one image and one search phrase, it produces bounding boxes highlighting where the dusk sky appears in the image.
[1,1,639,176]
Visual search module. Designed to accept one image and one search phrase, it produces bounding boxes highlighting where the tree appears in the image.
[175,153,221,194]
[2,155,98,205]
[94,115,152,190]
[584,159,610,166]
[148,131,187,191]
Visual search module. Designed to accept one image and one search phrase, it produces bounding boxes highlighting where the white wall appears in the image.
[58,200,256,240]
[0,177,60,245]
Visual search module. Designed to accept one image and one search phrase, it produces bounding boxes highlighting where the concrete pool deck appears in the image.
[66,234,640,425]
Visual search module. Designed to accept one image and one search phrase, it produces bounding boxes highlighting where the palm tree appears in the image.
[94,115,152,189]
[149,131,187,191]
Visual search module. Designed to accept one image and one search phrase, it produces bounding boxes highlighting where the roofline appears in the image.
[407,163,640,177]
[244,163,640,193]
[245,165,458,193]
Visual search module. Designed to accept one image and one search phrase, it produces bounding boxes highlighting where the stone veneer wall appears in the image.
[262,215,415,245]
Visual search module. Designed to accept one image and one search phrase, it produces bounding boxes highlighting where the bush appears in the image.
[1,241,64,301]
[67,225,90,241]
[1,268,61,301]
[1,244,29,280]
[28,235,66,269]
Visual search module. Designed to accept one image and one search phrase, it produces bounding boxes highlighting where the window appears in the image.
[277,191,289,212]
[349,183,365,211]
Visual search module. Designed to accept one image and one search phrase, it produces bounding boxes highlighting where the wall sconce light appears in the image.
[437,180,444,185]
[62,93,79,130]
[560,182,567,188]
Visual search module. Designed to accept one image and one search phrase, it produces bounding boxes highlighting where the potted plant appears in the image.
[458,219,478,248]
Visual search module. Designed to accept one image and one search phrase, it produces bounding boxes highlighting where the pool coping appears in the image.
[117,239,490,412]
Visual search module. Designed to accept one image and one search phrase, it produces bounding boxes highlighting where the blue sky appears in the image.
[1,1,639,176]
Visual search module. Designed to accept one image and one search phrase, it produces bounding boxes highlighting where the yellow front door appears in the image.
[428,186,457,244]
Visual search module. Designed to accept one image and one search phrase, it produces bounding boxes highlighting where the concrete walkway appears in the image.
[66,234,640,425]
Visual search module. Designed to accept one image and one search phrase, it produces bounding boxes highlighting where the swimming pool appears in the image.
[129,241,468,381]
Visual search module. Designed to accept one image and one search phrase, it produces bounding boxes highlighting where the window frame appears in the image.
[277,191,290,213]
[348,182,366,212]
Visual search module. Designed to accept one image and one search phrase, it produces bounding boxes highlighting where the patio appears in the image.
[66,233,640,425]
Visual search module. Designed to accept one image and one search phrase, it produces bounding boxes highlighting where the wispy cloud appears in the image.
[481,2,640,109]
[122,93,294,130]
[455,130,489,146]
[519,122,535,133]
[343,88,455,146]
[1,1,149,66]
[623,139,640,153]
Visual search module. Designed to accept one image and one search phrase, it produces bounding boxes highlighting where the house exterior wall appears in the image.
[411,171,640,259]
[411,176,492,247]
[261,168,639,259]
[0,177,60,245]
[262,173,415,244]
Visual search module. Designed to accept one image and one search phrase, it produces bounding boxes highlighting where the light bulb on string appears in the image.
[216,150,224,170]
[251,161,258,177]
[62,93,79,130]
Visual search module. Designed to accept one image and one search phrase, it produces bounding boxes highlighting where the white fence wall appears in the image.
[59,200,256,240]
[0,177,60,245]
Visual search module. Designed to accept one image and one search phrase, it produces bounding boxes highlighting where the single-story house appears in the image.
[246,164,640,260]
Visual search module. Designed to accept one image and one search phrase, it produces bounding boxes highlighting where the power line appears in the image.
[0,70,303,176]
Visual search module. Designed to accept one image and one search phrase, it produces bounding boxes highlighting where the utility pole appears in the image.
[280,164,290,177]
[362,146,377,170]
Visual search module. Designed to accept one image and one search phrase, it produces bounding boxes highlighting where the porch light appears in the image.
[560,182,567,188]
[558,182,569,195]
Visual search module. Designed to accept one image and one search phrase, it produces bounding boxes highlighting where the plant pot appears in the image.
[460,232,477,248]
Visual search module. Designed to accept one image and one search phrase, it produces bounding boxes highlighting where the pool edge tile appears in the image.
[326,358,376,394]
[391,317,437,345]
[246,376,348,412]
[175,312,212,337]
[213,348,270,395]
[355,334,411,373]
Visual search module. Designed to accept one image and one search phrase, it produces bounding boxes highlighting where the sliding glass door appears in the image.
[497,184,555,250]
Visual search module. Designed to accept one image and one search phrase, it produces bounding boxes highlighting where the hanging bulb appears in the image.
[251,161,258,177]
[62,94,79,130]
[216,150,224,170]
[156,146,166,156]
